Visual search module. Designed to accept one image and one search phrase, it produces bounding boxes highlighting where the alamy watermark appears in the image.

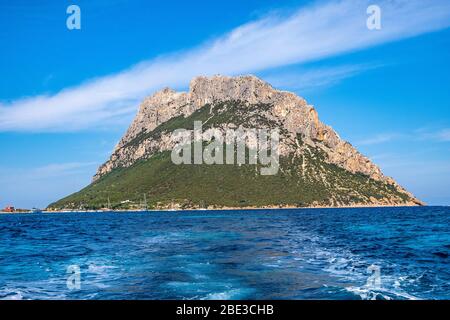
[366,264,381,289]
[66,264,81,290]
[170,121,280,175]
[367,4,381,30]
[66,5,81,30]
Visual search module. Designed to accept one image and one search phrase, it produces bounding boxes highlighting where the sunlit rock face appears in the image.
[92,75,422,207]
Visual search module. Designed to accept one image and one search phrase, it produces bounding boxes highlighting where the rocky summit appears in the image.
[49,75,423,210]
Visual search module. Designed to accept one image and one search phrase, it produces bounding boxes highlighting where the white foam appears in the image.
[204,288,254,300]
[0,289,24,300]
[287,229,423,300]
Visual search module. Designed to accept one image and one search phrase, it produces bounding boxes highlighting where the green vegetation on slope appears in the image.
[123,100,283,149]
[48,142,413,210]
[49,100,415,210]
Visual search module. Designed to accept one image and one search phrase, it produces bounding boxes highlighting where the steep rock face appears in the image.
[53,74,424,210]
[116,88,190,150]
[97,75,389,184]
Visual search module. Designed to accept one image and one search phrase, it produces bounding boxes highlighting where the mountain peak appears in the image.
[117,75,288,151]
[50,75,423,210]
[189,74,272,91]
[188,75,298,107]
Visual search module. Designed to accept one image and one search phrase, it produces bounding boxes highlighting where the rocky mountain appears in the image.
[49,75,423,210]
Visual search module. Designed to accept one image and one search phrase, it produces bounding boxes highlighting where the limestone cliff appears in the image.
[51,75,423,210]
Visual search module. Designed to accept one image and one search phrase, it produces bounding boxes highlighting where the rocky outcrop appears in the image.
[92,75,422,206]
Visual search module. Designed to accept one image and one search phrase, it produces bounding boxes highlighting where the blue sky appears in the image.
[1,0,450,208]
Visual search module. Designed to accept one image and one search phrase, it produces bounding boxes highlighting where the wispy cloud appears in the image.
[0,162,98,182]
[357,133,404,145]
[1,0,450,132]
[357,128,450,146]
[28,162,98,179]
[263,63,380,92]
[426,128,450,142]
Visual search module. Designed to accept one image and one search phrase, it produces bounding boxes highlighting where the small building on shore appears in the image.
[3,206,15,213]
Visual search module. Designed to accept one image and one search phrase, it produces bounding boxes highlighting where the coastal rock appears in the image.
[96,76,409,188]
[54,75,423,209]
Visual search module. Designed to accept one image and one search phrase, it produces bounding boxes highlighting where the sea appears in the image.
[0,206,448,300]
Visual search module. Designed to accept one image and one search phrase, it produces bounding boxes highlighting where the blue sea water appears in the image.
[0,206,448,300]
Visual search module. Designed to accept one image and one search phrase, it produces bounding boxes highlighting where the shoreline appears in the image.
[1,203,428,214]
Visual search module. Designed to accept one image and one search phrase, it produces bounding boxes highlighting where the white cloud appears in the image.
[28,162,98,178]
[414,128,450,142]
[357,126,450,146]
[0,162,98,182]
[357,133,404,145]
[435,129,450,141]
[1,0,450,132]
[263,63,379,92]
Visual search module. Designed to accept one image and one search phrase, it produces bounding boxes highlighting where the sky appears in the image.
[0,0,449,208]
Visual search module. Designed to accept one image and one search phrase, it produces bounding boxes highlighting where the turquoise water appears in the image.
[0,207,448,300]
